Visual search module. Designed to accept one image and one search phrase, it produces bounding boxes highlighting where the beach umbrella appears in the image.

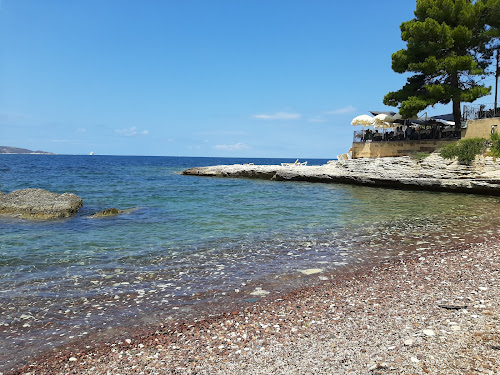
[374,123,393,129]
[373,113,401,129]
[374,113,392,122]
[373,113,393,127]
[351,114,374,126]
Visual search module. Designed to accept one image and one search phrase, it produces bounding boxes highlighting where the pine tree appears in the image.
[384,0,492,126]
[482,0,500,112]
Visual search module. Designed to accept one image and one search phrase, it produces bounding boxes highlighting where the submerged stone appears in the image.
[90,207,137,218]
[250,287,270,296]
[91,208,123,218]
[300,268,324,275]
[0,188,83,220]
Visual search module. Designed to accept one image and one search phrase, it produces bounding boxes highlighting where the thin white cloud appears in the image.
[195,130,248,136]
[253,112,301,120]
[76,128,87,134]
[115,126,149,136]
[326,105,356,115]
[214,142,250,151]
[309,116,327,123]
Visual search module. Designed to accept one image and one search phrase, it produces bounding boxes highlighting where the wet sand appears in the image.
[10,236,499,374]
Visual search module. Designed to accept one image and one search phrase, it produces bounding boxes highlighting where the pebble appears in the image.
[11,235,499,375]
[299,268,323,275]
[250,287,270,296]
[368,362,388,371]
[68,357,77,362]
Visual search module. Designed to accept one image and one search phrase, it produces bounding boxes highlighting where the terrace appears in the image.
[350,106,500,159]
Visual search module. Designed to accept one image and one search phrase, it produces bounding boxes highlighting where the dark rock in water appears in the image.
[91,208,124,218]
[0,188,83,219]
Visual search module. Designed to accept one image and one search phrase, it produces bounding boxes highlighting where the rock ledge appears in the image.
[0,188,83,219]
[182,154,500,195]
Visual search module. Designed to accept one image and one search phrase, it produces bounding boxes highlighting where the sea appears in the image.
[1,154,500,372]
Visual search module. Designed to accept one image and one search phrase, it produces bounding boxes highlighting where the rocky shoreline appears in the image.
[182,154,500,195]
[10,235,499,374]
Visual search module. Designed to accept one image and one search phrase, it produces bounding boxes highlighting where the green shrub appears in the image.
[439,142,459,160]
[439,137,488,164]
[409,151,431,161]
[489,133,500,158]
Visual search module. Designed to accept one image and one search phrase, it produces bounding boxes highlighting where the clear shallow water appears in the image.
[1,155,500,371]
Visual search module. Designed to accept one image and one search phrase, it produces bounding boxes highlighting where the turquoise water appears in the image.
[1,154,500,371]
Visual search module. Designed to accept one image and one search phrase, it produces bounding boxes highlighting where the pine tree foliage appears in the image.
[384,0,495,124]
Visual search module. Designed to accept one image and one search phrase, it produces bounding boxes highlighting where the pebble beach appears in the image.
[12,235,499,375]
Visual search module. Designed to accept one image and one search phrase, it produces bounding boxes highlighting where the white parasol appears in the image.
[374,113,405,129]
[351,114,374,126]
[373,113,394,128]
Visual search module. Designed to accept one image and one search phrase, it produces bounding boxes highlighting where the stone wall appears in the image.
[352,140,454,159]
[463,118,500,139]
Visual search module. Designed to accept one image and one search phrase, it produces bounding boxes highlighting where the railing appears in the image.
[353,128,461,143]
[463,103,500,121]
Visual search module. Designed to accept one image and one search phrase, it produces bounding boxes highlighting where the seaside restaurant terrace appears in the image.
[350,104,500,159]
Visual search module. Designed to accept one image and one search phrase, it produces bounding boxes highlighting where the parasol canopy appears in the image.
[373,113,403,128]
[351,114,374,126]
[373,113,393,127]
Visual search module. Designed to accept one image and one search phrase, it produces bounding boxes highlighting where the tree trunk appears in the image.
[453,99,461,129]
[495,49,499,115]
[451,72,462,129]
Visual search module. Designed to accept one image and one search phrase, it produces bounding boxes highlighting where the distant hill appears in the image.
[0,146,54,155]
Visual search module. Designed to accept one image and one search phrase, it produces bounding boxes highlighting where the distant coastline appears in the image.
[0,146,54,155]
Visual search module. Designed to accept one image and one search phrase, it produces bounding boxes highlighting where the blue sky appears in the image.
[0,1,497,158]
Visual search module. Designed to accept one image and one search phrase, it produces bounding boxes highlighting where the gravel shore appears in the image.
[12,239,499,375]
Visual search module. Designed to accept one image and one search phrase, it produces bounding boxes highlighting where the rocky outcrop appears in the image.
[182,154,500,195]
[0,188,83,219]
